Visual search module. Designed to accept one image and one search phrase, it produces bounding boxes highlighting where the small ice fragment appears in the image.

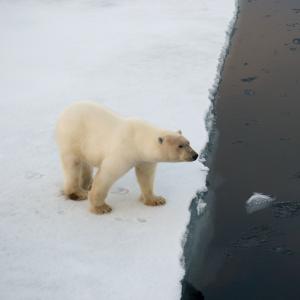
[200,165,209,172]
[197,199,207,215]
[246,193,275,214]
[292,38,300,45]
[244,89,255,96]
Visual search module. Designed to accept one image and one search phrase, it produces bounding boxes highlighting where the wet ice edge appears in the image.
[180,0,240,270]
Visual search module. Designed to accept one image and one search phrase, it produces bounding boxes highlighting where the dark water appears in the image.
[182,0,300,299]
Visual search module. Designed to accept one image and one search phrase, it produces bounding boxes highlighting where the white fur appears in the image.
[56,101,196,214]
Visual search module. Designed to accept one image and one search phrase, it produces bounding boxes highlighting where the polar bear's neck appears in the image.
[128,119,171,163]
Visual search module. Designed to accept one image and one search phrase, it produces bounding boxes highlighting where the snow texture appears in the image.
[246,193,275,214]
[0,1,235,299]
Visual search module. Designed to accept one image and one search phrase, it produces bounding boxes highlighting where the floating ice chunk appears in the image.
[197,199,207,215]
[194,189,208,216]
[246,193,275,214]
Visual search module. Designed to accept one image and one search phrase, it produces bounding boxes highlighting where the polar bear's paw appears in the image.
[67,190,88,201]
[144,196,166,206]
[90,204,112,215]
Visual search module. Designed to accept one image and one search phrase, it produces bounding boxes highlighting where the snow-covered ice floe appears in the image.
[246,193,275,214]
[0,1,236,299]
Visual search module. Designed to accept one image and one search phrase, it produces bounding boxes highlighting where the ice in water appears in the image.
[197,200,207,216]
[246,193,275,214]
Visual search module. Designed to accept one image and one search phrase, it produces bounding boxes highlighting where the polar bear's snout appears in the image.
[185,148,198,161]
[191,152,199,161]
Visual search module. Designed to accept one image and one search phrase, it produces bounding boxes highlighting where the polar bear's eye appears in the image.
[158,137,164,144]
[178,145,184,149]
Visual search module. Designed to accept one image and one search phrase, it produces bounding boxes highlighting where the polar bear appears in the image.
[56,101,198,214]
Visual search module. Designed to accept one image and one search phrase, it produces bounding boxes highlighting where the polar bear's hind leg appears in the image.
[61,154,88,200]
[80,162,93,191]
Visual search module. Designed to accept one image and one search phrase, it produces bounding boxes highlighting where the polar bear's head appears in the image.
[158,132,198,162]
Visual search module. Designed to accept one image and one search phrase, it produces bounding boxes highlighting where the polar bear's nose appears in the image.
[192,153,198,161]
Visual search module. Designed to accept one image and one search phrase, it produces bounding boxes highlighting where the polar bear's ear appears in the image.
[158,137,164,144]
[177,130,182,135]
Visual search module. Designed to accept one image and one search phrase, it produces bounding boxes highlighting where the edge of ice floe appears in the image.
[180,0,240,272]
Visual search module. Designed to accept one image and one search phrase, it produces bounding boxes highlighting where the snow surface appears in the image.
[246,193,275,214]
[0,1,235,299]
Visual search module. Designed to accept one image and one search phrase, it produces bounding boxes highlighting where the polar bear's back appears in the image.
[56,101,123,163]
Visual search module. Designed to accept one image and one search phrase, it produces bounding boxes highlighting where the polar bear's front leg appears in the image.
[89,173,112,214]
[89,158,132,214]
[135,162,166,206]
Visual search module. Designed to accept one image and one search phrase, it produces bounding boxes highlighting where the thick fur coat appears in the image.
[56,101,198,214]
